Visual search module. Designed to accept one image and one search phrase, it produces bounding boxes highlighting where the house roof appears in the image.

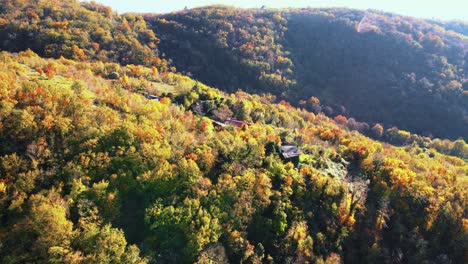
[279,145,300,159]
[145,94,160,101]
[211,120,227,127]
[225,118,251,128]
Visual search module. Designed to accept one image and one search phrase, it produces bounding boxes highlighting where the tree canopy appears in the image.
[0,1,466,263]
[148,6,468,140]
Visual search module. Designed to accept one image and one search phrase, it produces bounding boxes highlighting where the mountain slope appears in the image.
[0,49,466,264]
[147,6,468,140]
[0,1,466,263]
[0,0,168,68]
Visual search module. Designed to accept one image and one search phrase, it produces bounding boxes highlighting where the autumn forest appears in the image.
[0,0,466,263]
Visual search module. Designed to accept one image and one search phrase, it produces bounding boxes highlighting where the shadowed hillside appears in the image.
[146,6,468,140]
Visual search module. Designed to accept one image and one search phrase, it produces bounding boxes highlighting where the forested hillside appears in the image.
[0,1,467,263]
[0,49,466,263]
[147,6,468,140]
[0,0,170,69]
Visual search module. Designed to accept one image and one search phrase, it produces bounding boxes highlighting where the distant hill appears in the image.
[146,6,468,140]
[0,0,168,68]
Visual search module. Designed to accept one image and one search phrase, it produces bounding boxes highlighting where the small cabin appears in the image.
[224,118,251,128]
[279,145,300,167]
[211,119,227,128]
[107,71,120,80]
[145,94,160,102]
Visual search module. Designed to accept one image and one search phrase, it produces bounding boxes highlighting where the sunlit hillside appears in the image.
[0,1,466,263]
